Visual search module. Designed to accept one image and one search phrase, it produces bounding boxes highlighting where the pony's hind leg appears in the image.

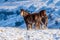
[42,24,48,30]
[35,22,40,30]
[27,24,32,30]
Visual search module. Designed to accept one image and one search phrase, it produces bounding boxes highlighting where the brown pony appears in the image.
[20,9,48,30]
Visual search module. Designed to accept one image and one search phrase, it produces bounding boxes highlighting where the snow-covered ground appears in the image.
[0,27,60,40]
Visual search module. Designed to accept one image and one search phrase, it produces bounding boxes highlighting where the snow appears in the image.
[55,1,60,6]
[0,27,60,40]
[0,6,18,10]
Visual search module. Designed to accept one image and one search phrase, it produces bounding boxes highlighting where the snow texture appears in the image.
[0,27,60,40]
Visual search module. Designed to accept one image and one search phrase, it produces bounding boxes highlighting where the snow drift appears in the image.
[0,27,60,40]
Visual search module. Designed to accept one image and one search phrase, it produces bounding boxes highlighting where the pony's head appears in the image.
[20,9,29,16]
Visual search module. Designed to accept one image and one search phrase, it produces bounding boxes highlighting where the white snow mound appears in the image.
[0,27,60,40]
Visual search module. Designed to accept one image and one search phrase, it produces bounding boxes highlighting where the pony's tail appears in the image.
[39,10,46,17]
